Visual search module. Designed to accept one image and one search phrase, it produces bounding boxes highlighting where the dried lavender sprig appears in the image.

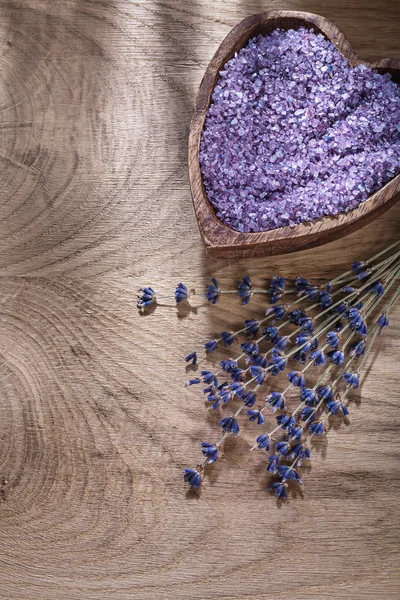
[356,287,400,377]
[206,275,294,305]
[327,240,400,287]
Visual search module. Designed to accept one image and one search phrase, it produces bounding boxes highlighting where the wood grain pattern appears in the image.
[0,1,399,599]
[189,10,400,258]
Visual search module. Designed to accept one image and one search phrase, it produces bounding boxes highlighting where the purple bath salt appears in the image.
[199,27,400,232]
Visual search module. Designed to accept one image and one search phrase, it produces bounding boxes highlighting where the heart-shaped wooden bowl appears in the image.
[188,11,400,258]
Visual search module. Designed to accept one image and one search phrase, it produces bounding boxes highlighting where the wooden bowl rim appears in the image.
[188,10,400,253]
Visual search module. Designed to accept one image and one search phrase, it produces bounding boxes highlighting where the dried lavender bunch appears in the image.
[182,242,400,498]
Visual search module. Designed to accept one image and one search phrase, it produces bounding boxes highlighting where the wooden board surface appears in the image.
[0,1,399,598]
